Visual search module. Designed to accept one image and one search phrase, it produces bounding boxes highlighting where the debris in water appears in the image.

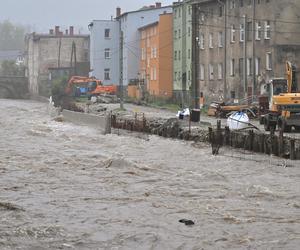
[0,201,24,211]
[179,219,195,226]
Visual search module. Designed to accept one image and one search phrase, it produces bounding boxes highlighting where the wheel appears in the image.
[264,115,276,131]
[278,118,291,132]
[264,115,271,131]
[294,126,300,132]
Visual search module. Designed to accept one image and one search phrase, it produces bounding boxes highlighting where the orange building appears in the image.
[139,12,173,98]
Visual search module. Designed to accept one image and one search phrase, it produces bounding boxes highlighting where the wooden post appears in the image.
[224,126,230,145]
[249,130,254,151]
[279,129,284,158]
[290,139,296,160]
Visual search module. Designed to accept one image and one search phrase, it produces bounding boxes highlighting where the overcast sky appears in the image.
[0,0,172,33]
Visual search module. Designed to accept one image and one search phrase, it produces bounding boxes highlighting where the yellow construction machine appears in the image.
[261,61,300,132]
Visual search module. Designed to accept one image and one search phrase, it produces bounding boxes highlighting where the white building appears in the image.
[89,2,172,86]
[89,20,120,85]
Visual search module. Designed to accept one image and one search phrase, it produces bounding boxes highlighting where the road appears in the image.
[0,99,299,250]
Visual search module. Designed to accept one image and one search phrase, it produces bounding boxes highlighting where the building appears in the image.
[0,50,24,65]
[139,12,173,98]
[172,0,193,104]
[191,0,300,104]
[89,3,172,89]
[25,26,90,96]
[88,20,120,85]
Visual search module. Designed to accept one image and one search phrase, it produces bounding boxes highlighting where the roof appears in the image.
[0,50,23,61]
[138,21,159,31]
[117,5,172,19]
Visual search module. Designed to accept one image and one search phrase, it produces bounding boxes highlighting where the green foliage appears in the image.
[0,60,25,76]
[0,20,29,50]
[51,76,68,106]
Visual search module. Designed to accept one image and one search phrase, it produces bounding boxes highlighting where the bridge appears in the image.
[0,76,29,99]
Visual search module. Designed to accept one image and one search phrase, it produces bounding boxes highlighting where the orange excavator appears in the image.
[65,76,117,99]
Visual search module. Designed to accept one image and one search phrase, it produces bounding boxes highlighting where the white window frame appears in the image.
[200,33,204,49]
[200,64,205,80]
[104,29,110,38]
[209,64,214,80]
[231,25,236,43]
[104,68,110,80]
[104,48,110,59]
[247,58,252,76]
[255,21,261,40]
[218,63,223,80]
[264,20,271,39]
[240,23,245,42]
[255,57,261,76]
[266,52,272,70]
[230,59,235,76]
[209,33,213,48]
[218,31,223,47]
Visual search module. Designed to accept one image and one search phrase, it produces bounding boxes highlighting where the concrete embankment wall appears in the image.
[62,110,111,134]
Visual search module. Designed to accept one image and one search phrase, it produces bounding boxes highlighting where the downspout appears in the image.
[218,0,227,101]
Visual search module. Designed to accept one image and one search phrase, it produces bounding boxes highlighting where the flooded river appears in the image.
[0,99,299,250]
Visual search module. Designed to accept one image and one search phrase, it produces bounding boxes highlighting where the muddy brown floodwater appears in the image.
[0,99,300,250]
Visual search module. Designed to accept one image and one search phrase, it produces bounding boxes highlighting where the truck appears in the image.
[65,76,117,99]
[260,61,300,132]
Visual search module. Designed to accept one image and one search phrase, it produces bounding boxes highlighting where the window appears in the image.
[141,48,145,60]
[209,64,214,80]
[188,70,191,81]
[230,0,236,9]
[239,58,244,78]
[255,57,261,76]
[174,30,177,39]
[178,29,181,38]
[209,33,213,48]
[218,63,223,80]
[200,33,204,49]
[247,58,252,75]
[240,23,245,42]
[231,25,236,43]
[174,9,177,19]
[146,36,150,47]
[104,68,110,80]
[266,52,272,70]
[153,47,157,58]
[188,49,191,59]
[174,72,177,81]
[219,5,223,17]
[104,29,110,38]
[174,51,177,60]
[200,64,205,80]
[178,8,181,18]
[178,51,181,60]
[218,32,223,47]
[264,20,271,39]
[240,0,244,7]
[188,27,191,37]
[230,59,235,76]
[246,21,252,41]
[104,48,110,59]
[188,5,192,15]
[153,67,157,81]
[255,21,262,40]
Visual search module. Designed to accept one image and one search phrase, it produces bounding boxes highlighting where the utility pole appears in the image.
[119,30,124,110]
[243,15,247,98]
[191,3,199,109]
[252,0,256,102]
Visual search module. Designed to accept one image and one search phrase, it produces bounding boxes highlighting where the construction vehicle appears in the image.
[65,76,117,99]
[260,61,300,132]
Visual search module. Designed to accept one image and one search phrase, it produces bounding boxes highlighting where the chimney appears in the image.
[69,26,74,36]
[55,26,60,35]
[116,7,121,18]
[65,29,69,35]
[49,29,54,35]
[155,2,162,8]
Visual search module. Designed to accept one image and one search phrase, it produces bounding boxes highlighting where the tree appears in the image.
[0,20,29,51]
[0,60,25,76]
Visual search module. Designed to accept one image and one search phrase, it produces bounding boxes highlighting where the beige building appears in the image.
[191,0,300,104]
[25,26,89,96]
